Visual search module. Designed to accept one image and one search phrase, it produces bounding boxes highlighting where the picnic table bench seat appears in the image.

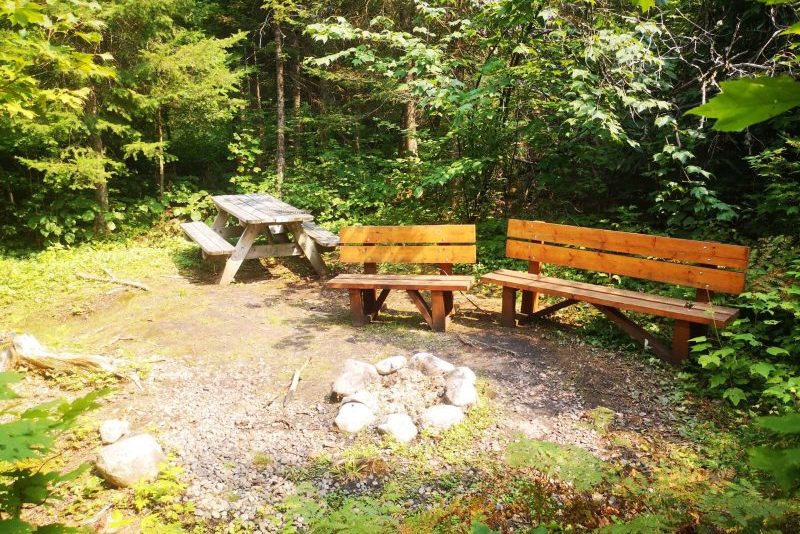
[326,225,477,332]
[481,220,750,364]
[181,221,235,256]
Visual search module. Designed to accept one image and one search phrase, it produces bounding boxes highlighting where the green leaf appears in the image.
[749,362,775,379]
[757,414,800,434]
[781,22,800,35]
[0,372,22,400]
[471,521,500,534]
[766,346,790,357]
[686,76,800,131]
[698,354,721,368]
[723,387,747,406]
[631,0,656,12]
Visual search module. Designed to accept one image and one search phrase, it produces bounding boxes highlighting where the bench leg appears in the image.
[406,290,433,328]
[520,290,540,315]
[672,320,691,363]
[430,291,449,332]
[211,210,229,234]
[349,289,370,326]
[371,289,390,320]
[444,291,454,316]
[501,287,517,327]
[219,223,262,285]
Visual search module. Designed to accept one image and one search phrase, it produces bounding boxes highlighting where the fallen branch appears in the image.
[283,355,312,408]
[11,334,142,389]
[457,334,518,357]
[77,267,149,291]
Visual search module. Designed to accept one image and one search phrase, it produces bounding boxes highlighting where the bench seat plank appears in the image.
[481,269,738,326]
[328,273,474,291]
[181,222,235,256]
[301,221,339,248]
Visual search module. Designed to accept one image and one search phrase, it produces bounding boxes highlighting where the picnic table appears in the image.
[181,193,338,285]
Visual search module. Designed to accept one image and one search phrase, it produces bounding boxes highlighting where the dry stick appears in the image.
[283,355,312,408]
[77,266,150,291]
[457,333,518,358]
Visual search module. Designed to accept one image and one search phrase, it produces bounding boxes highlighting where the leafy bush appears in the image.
[0,372,103,531]
[690,257,800,410]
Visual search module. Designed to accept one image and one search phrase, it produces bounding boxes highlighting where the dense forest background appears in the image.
[1,0,799,414]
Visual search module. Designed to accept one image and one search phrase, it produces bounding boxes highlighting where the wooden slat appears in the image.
[340,245,476,264]
[212,194,314,224]
[480,270,738,325]
[508,220,749,269]
[302,222,339,247]
[340,225,476,244]
[506,240,746,294]
[327,274,473,291]
[181,222,234,256]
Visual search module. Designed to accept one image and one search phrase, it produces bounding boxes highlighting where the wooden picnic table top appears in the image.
[212,193,315,224]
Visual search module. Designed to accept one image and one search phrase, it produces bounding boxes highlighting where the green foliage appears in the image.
[690,258,800,409]
[505,438,610,491]
[687,76,800,131]
[748,415,800,494]
[0,372,104,531]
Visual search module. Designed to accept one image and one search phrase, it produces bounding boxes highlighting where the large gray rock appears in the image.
[335,402,375,433]
[448,366,476,384]
[411,353,455,376]
[378,413,418,443]
[375,355,407,375]
[332,359,379,397]
[99,419,130,445]
[445,366,478,407]
[341,391,379,413]
[420,404,465,433]
[95,434,166,488]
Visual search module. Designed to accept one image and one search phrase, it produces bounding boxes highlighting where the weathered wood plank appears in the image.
[327,274,474,291]
[301,221,339,247]
[340,245,477,264]
[219,223,265,285]
[287,222,328,276]
[244,243,303,259]
[340,225,476,244]
[508,219,750,269]
[505,240,746,294]
[181,222,235,256]
[480,270,738,325]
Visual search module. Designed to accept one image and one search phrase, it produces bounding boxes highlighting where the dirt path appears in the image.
[19,264,687,530]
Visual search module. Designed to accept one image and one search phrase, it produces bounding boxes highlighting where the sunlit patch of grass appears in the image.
[0,237,193,330]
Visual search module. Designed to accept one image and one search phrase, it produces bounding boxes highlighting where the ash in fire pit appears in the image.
[331,353,478,442]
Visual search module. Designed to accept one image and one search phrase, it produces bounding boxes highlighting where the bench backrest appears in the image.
[506,219,749,294]
[339,225,476,270]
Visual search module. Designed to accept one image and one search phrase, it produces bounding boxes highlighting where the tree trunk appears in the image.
[403,71,418,156]
[88,88,109,234]
[291,32,302,162]
[274,22,286,197]
[157,107,165,196]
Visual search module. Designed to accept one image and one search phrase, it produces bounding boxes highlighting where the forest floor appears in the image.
[1,236,786,533]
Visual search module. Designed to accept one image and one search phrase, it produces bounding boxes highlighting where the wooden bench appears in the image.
[326,225,476,331]
[181,221,235,256]
[480,220,750,364]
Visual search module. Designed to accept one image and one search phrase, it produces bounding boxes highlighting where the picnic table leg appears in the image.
[431,291,449,332]
[501,287,517,327]
[211,210,229,234]
[219,223,263,285]
[287,222,327,276]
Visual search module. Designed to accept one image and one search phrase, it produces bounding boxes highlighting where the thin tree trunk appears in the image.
[89,88,109,234]
[403,71,418,156]
[291,32,302,162]
[274,22,286,197]
[157,107,165,196]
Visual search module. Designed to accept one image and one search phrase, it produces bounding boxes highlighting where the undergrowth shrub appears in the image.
[0,371,103,531]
